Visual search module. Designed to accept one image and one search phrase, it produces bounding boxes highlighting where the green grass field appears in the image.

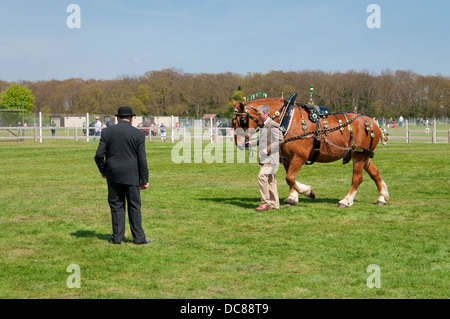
[0,138,448,299]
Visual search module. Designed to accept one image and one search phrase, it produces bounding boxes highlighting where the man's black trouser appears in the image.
[107,181,147,243]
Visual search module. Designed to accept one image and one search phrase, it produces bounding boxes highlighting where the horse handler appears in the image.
[247,105,284,211]
[94,106,151,245]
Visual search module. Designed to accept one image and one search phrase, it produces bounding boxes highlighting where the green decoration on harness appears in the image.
[308,85,315,105]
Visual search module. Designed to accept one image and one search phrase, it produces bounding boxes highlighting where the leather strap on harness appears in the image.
[279,93,297,136]
[305,137,321,166]
[305,117,323,166]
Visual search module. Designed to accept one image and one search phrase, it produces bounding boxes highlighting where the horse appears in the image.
[231,94,389,208]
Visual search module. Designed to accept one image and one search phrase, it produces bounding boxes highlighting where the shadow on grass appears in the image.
[199,197,259,209]
[298,197,341,205]
[201,196,341,209]
[70,230,134,243]
[70,230,110,241]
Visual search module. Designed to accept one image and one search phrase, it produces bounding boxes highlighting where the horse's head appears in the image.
[231,97,286,150]
[231,100,260,150]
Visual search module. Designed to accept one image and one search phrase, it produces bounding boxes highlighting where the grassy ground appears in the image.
[0,138,448,299]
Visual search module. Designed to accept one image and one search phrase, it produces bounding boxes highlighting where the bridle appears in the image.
[232,99,288,153]
[232,104,262,131]
[233,101,287,131]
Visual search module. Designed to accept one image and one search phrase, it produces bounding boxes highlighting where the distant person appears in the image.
[50,120,56,136]
[93,117,102,142]
[94,106,150,245]
[399,115,404,128]
[160,123,166,143]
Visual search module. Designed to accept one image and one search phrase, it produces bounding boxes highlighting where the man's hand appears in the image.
[101,174,106,179]
[141,183,149,190]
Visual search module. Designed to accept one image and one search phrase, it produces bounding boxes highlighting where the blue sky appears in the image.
[0,0,449,82]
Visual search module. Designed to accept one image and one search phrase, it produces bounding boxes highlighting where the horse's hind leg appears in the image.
[283,156,315,206]
[364,159,389,205]
[338,154,366,208]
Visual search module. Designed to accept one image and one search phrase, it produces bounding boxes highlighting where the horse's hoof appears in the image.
[310,190,316,199]
[283,202,298,207]
[283,199,298,206]
[337,203,348,208]
[376,201,387,206]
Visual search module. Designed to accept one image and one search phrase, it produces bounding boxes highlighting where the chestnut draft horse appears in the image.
[232,94,389,208]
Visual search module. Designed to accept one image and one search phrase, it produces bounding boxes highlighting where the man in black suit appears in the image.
[94,106,150,245]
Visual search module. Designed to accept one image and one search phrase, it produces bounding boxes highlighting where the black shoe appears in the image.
[133,239,151,245]
[109,240,121,244]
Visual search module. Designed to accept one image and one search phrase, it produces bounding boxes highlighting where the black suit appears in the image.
[94,120,149,243]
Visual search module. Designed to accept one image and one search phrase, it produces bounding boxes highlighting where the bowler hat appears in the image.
[116,106,136,117]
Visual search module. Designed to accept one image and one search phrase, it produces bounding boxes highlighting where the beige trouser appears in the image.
[258,164,279,209]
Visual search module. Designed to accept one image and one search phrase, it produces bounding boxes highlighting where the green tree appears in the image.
[0,83,36,125]
[231,89,244,103]
[131,84,151,115]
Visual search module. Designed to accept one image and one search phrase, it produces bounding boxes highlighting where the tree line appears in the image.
[1,68,449,119]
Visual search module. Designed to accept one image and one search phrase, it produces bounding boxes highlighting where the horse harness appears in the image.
[233,104,261,130]
[233,94,376,165]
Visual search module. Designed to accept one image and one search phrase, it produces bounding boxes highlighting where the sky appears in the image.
[0,0,449,82]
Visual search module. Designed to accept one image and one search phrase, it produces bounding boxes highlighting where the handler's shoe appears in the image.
[256,204,271,211]
[133,239,151,245]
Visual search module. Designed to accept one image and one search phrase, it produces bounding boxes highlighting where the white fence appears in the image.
[385,119,450,143]
[0,112,232,143]
[0,125,236,144]
[2,118,449,144]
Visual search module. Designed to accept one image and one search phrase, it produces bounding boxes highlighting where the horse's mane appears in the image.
[244,97,285,105]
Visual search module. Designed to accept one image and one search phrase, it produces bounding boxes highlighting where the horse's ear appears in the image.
[232,100,239,107]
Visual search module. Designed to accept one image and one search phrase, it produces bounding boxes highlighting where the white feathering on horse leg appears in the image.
[377,180,389,204]
[295,181,314,198]
[283,190,299,206]
[338,191,357,208]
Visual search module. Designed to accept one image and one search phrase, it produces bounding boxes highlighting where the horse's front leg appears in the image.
[283,156,315,206]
